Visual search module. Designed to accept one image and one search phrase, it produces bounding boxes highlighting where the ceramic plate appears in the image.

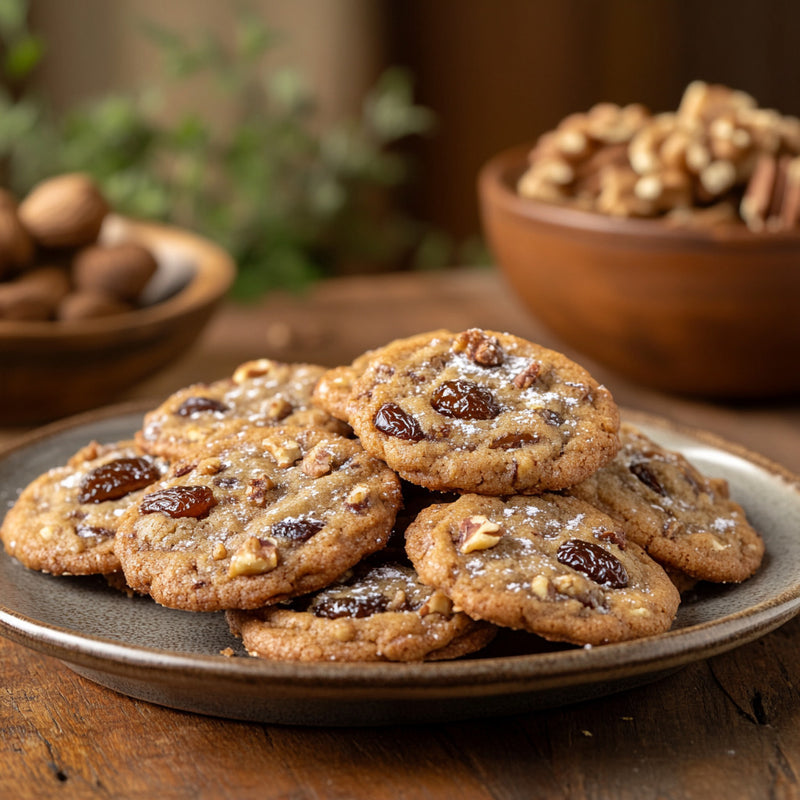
[2,403,800,726]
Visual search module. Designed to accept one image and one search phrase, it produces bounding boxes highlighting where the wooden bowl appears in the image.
[478,145,800,399]
[0,215,235,424]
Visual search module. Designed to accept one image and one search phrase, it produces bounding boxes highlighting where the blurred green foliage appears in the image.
[0,0,477,297]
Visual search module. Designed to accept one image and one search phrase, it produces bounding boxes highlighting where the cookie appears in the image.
[310,337,438,423]
[115,425,402,611]
[404,493,680,645]
[312,350,377,422]
[568,423,764,583]
[137,358,350,460]
[227,555,497,662]
[0,440,167,575]
[345,328,621,494]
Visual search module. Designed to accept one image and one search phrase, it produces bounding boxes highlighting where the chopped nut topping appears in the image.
[596,528,627,549]
[185,426,206,443]
[212,542,228,560]
[512,450,538,482]
[172,461,196,478]
[301,444,334,478]
[553,574,578,594]
[232,358,276,383]
[530,574,552,600]
[457,515,503,554]
[452,329,504,366]
[330,619,356,642]
[265,396,293,421]
[552,573,607,609]
[513,360,542,389]
[194,457,224,476]
[246,475,276,506]
[262,438,302,468]
[345,484,370,511]
[388,589,408,612]
[708,537,729,552]
[39,525,55,541]
[419,591,453,617]
[228,536,279,577]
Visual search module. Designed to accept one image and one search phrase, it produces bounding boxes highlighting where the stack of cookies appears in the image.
[0,329,765,662]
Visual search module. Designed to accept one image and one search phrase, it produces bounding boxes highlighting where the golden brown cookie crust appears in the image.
[568,423,765,583]
[1,440,166,575]
[137,358,350,460]
[345,329,620,495]
[115,425,402,611]
[227,559,496,662]
[404,493,680,646]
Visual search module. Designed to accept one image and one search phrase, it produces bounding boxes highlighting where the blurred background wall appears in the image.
[29,0,385,124]
[29,0,800,254]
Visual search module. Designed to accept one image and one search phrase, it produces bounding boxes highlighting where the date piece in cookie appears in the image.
[226,555,497,662]
[0,440,166,575]
[115,425,402,611]
[136,358,350,460]
[568,423,764,583]
[345,329,620,495]
[405,493,680,646]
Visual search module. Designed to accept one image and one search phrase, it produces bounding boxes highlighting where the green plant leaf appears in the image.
[4,32,43,78]
[1,8,456,296]
[0,0,28,39]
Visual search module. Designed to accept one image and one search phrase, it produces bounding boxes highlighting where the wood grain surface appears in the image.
[2,269,800,799]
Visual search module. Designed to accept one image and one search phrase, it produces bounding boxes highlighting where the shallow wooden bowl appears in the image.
[0,215,235,424]
[478,145,800,399]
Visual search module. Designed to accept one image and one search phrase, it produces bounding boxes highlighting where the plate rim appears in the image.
[2,402,800,703]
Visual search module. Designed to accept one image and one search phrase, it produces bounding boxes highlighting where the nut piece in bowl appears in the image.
[0,213,235,424]
[478,82,800,399]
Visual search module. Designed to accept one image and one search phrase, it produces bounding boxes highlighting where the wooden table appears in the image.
[3,269,800,799]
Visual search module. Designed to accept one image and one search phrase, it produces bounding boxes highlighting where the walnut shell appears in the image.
[18,173,109,249]
[0,189,34,278]
[0,266,71,321]
[72,241,158,302]
[57,290,133,321]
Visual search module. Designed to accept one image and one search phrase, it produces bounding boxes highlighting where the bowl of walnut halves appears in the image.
[0,173,235,424]
[478,80,800,399]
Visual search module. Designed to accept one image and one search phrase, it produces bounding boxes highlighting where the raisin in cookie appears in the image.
[405,493,680,645]
[568,423,764,583]
[1,440,166,575]
[137,358,350,460]
[227,555,496,662]
[346,328,620,494]
[115,425,402,611]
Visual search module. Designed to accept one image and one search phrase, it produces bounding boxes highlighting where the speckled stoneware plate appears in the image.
[2,402,800,726]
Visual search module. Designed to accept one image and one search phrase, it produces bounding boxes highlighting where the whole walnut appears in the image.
[0,189,34,279]
[57,290,133,321]
[18,173,109,249]
[72,242,158,302]
[0,266,71,320]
